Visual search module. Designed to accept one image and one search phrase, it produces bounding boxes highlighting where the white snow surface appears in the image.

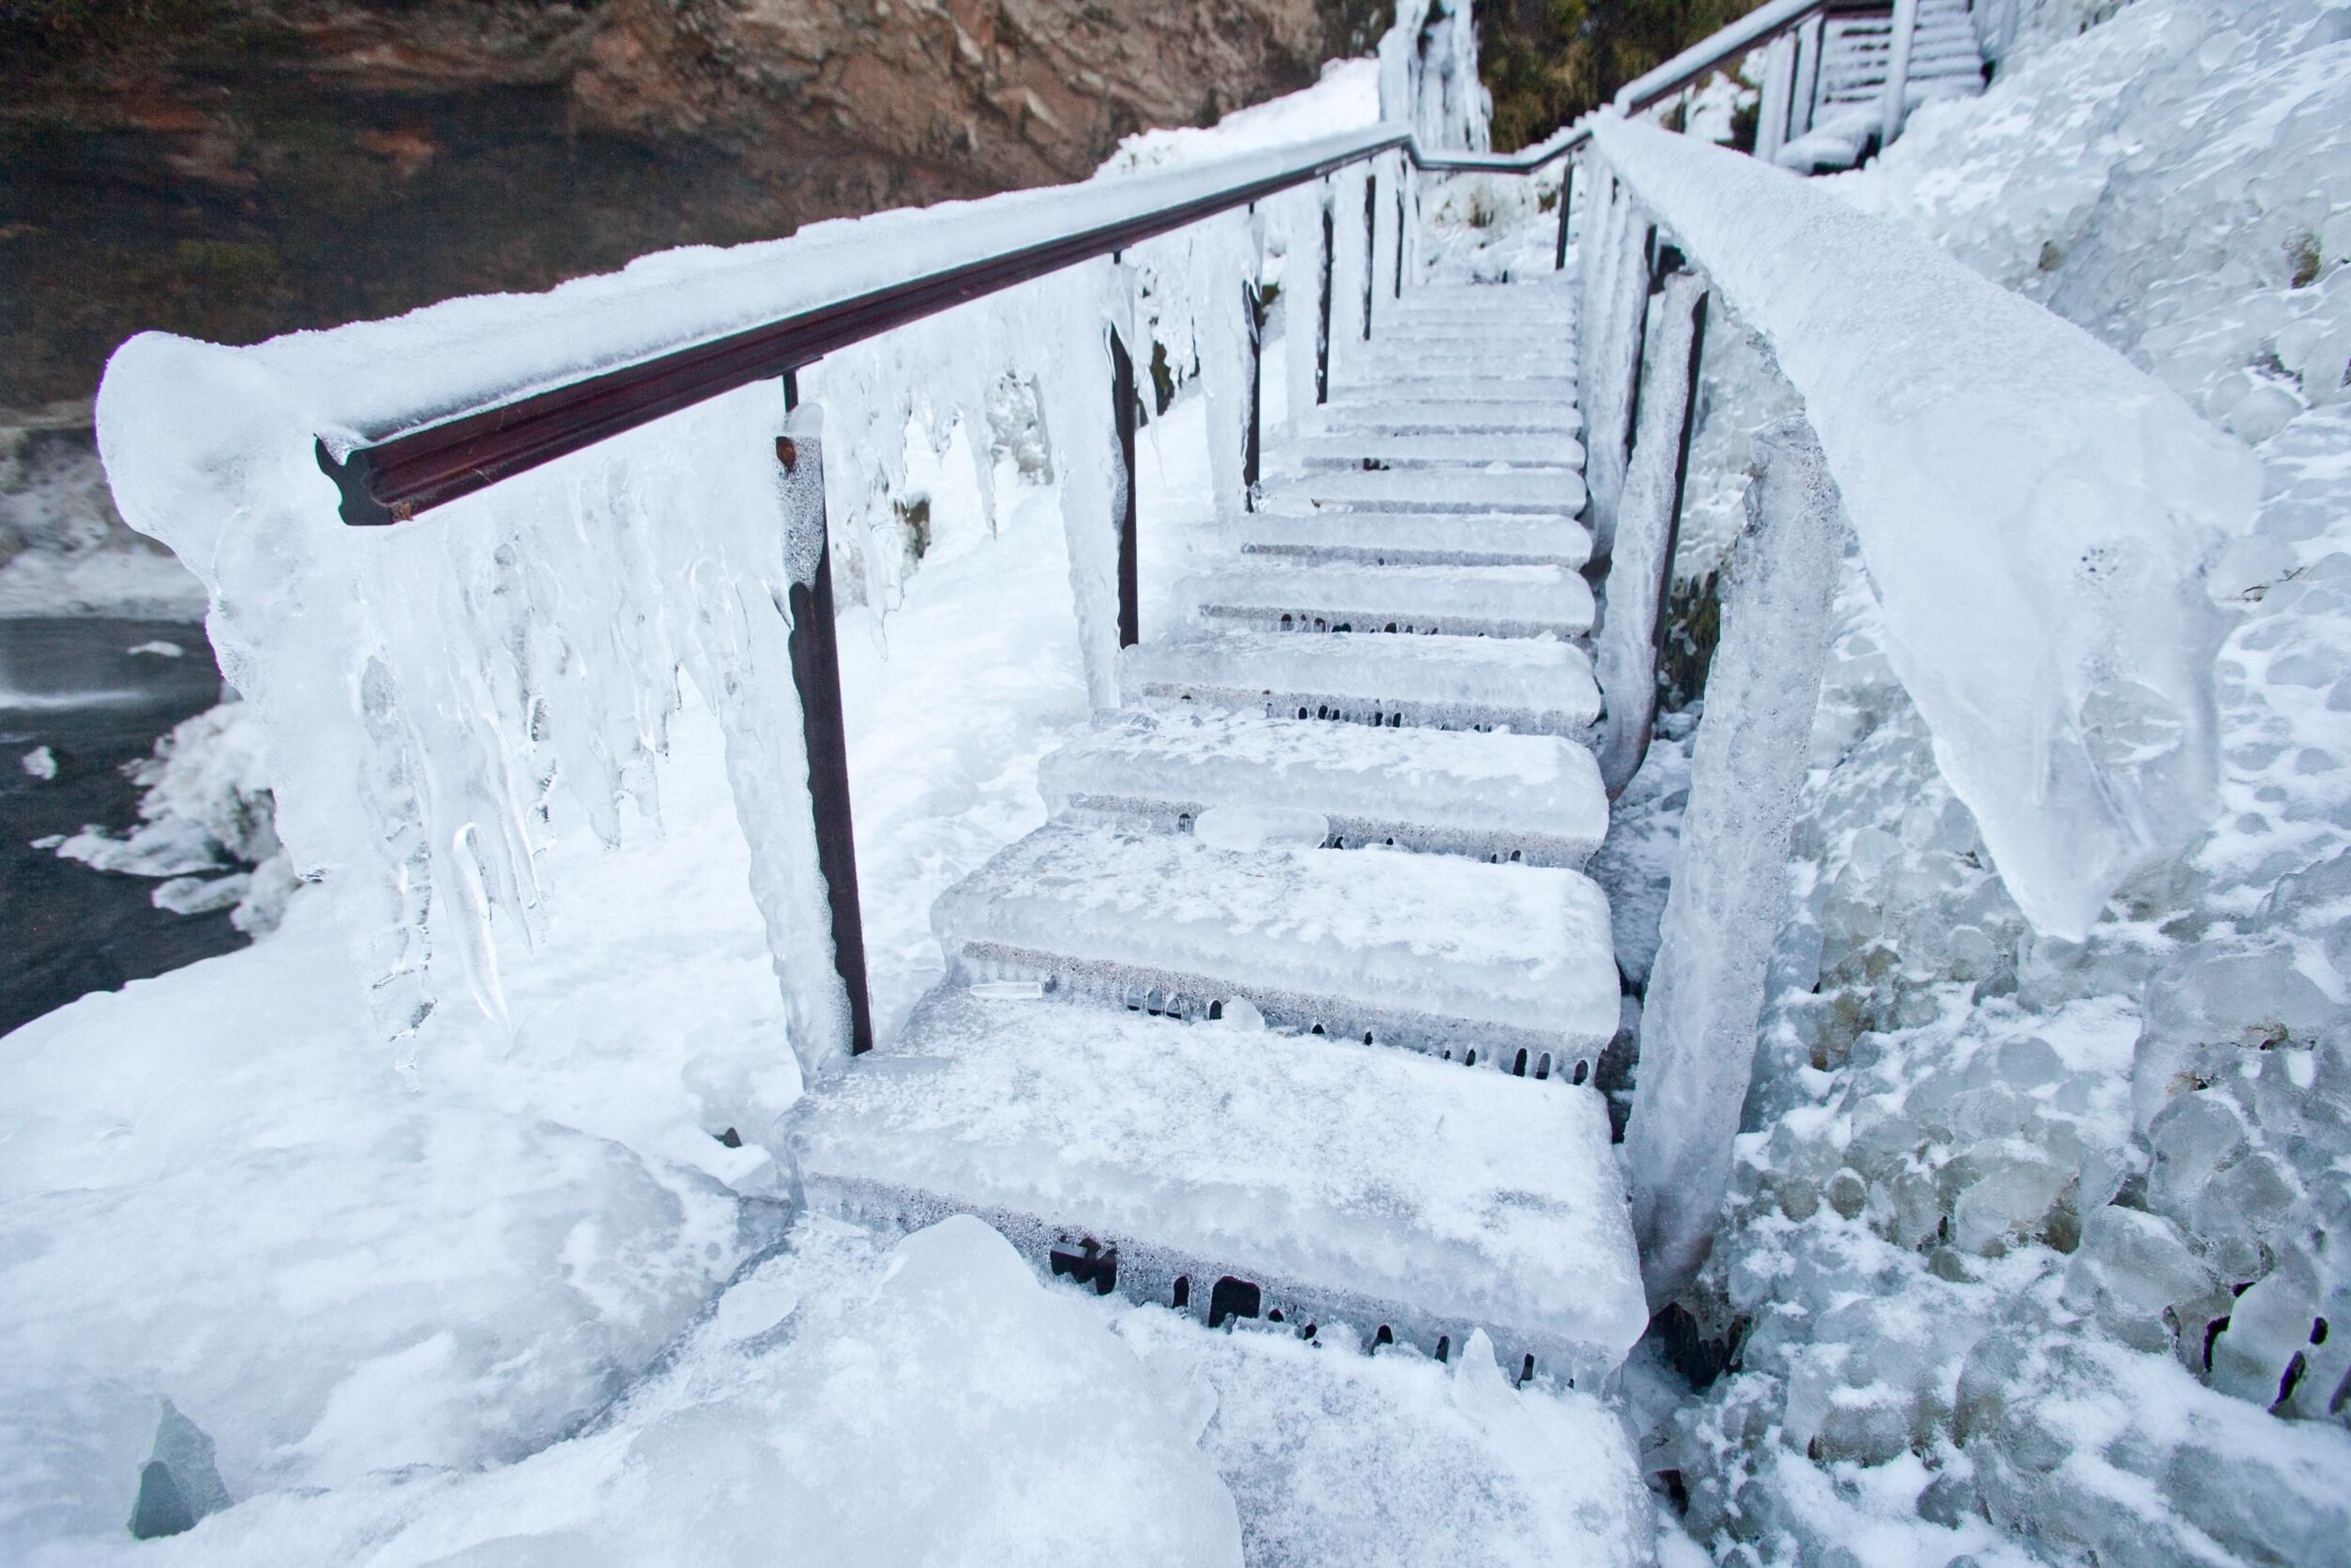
[1592,111,2263,939]
[39,1215,1245,1567]
[794,985,1648,1371]
[13,48,1644,1562]
[1625,2,2351,1562]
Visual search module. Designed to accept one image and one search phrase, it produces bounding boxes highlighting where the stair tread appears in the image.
[1264,467,1588,516]
[1295,430,1586,469]
[1181,560,1595,639]
[1040,708,1609,861]
[1327,374,1582,405]
[1303,401,1584,437]
[1237,511,1592,569]
[795,984,1646,1367]
[1122,627,1602,735]
[934,820,1621,1048]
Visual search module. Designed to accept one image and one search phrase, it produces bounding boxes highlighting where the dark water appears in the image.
[0,618,248,1038]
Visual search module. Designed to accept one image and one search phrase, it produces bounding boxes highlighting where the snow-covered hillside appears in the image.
[1642,2,2351,1563]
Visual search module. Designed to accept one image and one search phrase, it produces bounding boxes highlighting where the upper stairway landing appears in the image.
[790,275,1646,1560]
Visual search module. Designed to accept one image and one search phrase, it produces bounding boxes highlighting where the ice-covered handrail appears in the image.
[1610,0,1831,114]
[318,125,1417,525]
[1590,115,2259,937]
[1409,121,1589,174]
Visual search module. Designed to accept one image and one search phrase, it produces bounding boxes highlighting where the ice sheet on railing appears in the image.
[110,124,1404,461]
[96,117,1369,1040]
[1591,115,2261,938]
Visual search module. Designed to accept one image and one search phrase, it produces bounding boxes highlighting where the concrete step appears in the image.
[1180,560,1595,640]
[1122,627,1602,736]
[928,820,1622,1064]
[1236,511,1592,571]
[1040,707,1609,865]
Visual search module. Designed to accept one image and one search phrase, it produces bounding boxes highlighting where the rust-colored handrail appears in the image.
[318,121,1614,528]
[321,129,1444,526]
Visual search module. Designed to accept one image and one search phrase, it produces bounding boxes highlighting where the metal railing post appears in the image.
[1362,172,1379,340]
[776,379,873,1057]
[1110,326,1141,647]
[1394,170,1408,299]
[1879,0,1922,148]
[1244,282,1264,509]
[1316,187,1336,405]
[1554,159,1577,271]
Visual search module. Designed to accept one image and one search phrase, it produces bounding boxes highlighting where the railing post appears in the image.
[1393,170,1408,299]
[1554,158,1576,272]
[1791,13,1825,138]
[1316,187,1335,405]
[775,383,874,1058]
[1594,271,1708,799]
[1757,31,1797,165]
[1878,0,1922,149]
[1362,171,1379,340]
[1243,283,1264,509]
[1109,327,1141,648]
[1621,417,1845,1309]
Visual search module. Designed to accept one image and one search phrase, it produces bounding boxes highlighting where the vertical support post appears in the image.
[1554,158,1576,272]
[1621,226,1662,472]
[1243,283,1263,510]
[776,380,872,1057]
[1316,189,1335,405]
[1756,31,1796,165]
[1594,272,1709,800]
[1620,418,1845,1309]
[1362,171,1379,341]
[1393,170,1408,299]
[1109,327,1140,648]
[1791,14,1824,138]
[1878,0,1922,149]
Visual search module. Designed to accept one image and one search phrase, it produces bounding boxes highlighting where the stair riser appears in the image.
[806,1174,1614,1390]
[1196,606,1588,640]
[1238,541,1584,569]
[1284,497,1580,517]
[1134,683,1596,738]
[1296,455,1585,473]
[1055,792,1594,868]
[950,941,1605,1078]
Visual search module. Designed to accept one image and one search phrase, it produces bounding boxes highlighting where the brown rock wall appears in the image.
[1,0,1382,405]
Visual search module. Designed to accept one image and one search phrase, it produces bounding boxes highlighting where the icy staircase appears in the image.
[1780,0,1987,172]
[792,276,1646,1553]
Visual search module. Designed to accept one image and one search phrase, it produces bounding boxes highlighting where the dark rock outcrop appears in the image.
[2,0,1384,405]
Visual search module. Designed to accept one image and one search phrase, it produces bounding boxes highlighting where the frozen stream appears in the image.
[0,617,239,1035]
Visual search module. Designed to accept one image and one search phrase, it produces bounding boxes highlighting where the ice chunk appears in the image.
[1593,113,2262,938]
[69,1218,1245,1566]
[18,745,56,780]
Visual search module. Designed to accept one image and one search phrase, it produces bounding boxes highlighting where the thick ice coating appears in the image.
[91,121,1334,1043]
[1591,114,2262,937]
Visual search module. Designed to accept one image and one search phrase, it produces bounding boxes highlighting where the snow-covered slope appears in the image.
[1641,2,2351,1563]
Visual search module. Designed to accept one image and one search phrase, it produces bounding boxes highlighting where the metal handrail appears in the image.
[1611,0,1834,115]
[324,122,1605,527]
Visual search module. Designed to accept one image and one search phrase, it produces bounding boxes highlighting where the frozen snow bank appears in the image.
[0,403,204,621]
[0,891,765,1556]
[1592,113,2262,939]
[54,699,297,932]
[37,1216,1243,1567]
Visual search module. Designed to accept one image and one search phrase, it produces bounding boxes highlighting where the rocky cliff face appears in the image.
[1,0,1383,407]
